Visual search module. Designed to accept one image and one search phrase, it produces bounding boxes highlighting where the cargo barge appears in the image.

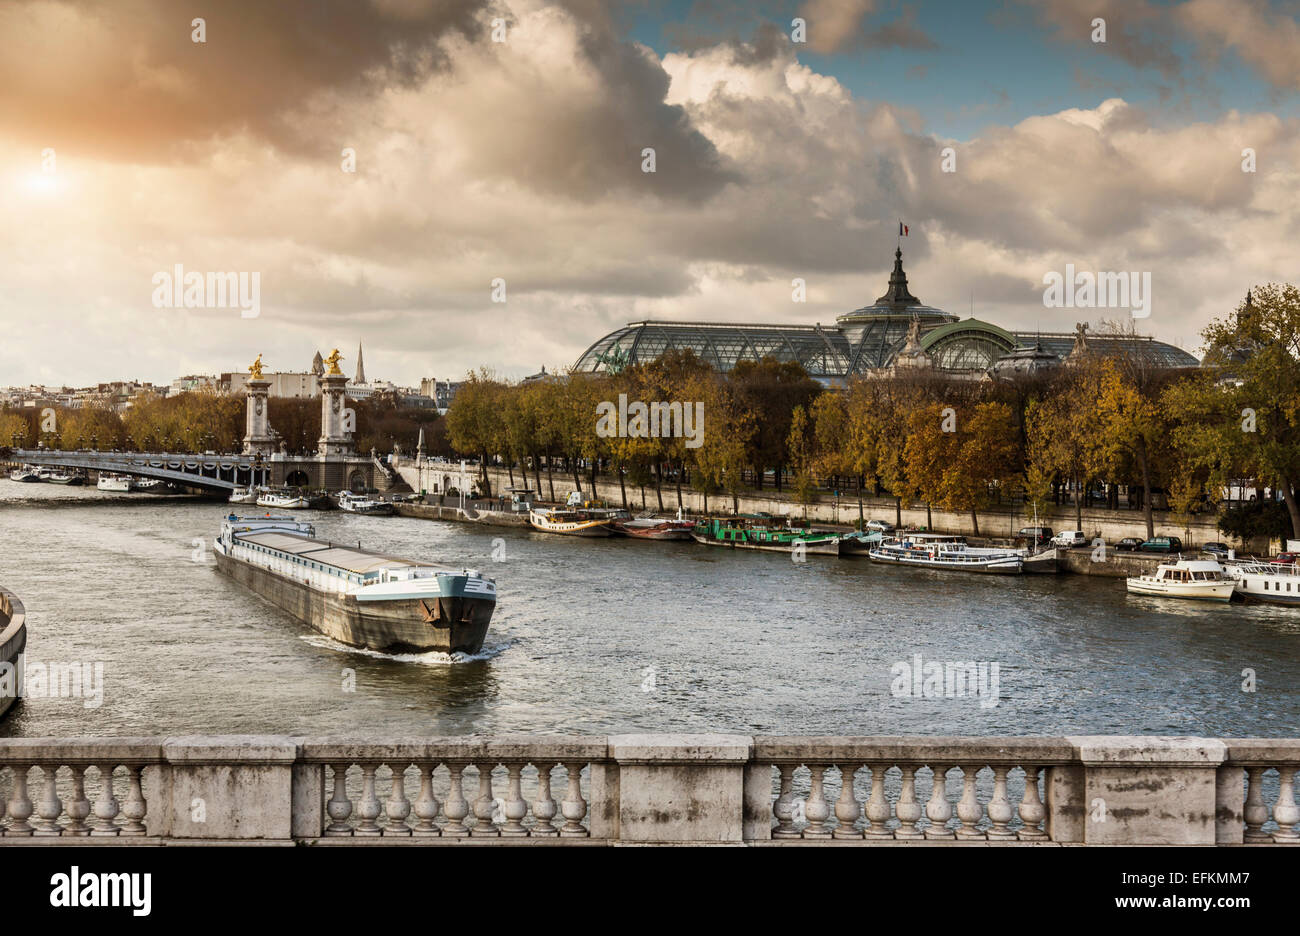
[213,515,496,654]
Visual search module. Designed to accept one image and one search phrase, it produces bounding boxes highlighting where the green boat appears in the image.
[690,516,844,555]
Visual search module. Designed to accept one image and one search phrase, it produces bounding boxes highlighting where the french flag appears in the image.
[899,221,909,236]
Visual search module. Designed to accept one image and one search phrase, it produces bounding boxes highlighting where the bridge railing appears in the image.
[0,735,1296,844]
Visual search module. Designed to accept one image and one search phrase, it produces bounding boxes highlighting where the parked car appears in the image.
[1115,537,1144,551]
[1051,530,1087,548]
[1271,552,1299,565]
[865,519,895,533]
[1139,536,1183,553]
[1016,526,1053,547]
[1202,542,1230,557]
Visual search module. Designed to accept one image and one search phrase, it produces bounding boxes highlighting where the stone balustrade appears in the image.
[0,735,1297,844]
[0,587,26,721]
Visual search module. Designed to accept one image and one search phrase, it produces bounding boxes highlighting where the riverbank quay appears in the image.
[0,588,25,721]
[462,466,1273,551]
[0,735,1295,844]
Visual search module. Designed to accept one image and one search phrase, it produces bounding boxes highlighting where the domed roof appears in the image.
[836,247,956,326]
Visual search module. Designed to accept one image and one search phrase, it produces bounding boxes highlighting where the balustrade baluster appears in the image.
[412,763,441,836]
[559,762,588,837]
[33,765,63,836]
[863,765,892,838]
[802,764,832,839]
[383,764,412,836]
[443,762,470,837]
[6,766,34,836]
[65,766,92,836]
[471,763,500,836]
[0,773,5,833]
[924,765,954,839]
[90,764,119,836]
[955,766,984,840]
[832,764,862,839]
[1017,766,1048,840]
[1273,766,1300,843]
[120,765,147,835]
[1244,767,1270,843]
[325,764,354,835]
[772,765,799,839]
[894,765,924,839]
[532,762,559,837]
[501,763,529,836]
[355,763,382,836]
[987,765,1015,840]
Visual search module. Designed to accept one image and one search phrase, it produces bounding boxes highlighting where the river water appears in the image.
[2,483,1298,738]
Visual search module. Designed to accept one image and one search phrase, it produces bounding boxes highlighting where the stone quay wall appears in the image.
[0,735,1296,845]
[0,588,26,721]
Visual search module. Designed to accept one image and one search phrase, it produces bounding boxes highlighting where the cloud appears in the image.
[795,0,937,55]
[1,0,1297,389]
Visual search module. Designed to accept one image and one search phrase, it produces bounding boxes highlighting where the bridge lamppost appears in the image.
[90,434,98,452]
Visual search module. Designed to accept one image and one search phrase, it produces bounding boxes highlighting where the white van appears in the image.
[1052,530,1087,548]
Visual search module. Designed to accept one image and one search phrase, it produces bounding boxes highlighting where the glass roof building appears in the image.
[573,248,1200,384]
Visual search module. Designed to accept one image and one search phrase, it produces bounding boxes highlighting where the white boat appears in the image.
[1126,559,1234,602]
[45,470,84,485]
[868,533,1023,574]
[96,474,133,492]
[228,485,261,504]
[8,466,41,482]
[337,491,394,515]
[1223,560,1300,607]
[257,490,311,509]
[528,507,615,537]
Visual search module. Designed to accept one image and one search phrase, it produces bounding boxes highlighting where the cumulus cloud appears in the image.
[0,0,1297,388]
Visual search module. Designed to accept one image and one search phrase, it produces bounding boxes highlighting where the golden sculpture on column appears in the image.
[324,348,344,376]
[249,354,265,379]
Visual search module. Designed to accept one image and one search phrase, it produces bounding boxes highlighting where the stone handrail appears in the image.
[0,735,1296,844]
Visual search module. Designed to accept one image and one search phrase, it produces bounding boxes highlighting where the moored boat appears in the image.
[1223,559,1300,606]
[612,516,695,540]
[1126,559,1234,602]
[213,514,497,654]
[528,507,615,536]
[228,485,261,504]
[690,516,843,555]
[45,470,85,485]
[868,533,1023,574]
[839,530,884,555]
[257,489,311,509]
[337,491,395,515]
[9,466,41,482]
[96,473,133,492]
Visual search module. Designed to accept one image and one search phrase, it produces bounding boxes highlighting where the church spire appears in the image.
[354,342,366,385]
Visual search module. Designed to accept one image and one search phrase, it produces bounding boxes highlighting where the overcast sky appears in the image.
[2,0,1297,388]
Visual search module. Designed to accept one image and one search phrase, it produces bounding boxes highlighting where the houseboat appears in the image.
[8,466,41,483]
[1223,559,1300,606]
[528,506,616,536]
[612,516,696,541]
[257,489,311,509]
[337,491,394,515]
[213,515,496,654]
[96,474,133,492]
[1125,559,1234,602]
[690,516,843,555]
[868,533,1023,574]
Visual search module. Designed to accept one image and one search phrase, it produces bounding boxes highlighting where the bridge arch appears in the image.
[285,469,310,488]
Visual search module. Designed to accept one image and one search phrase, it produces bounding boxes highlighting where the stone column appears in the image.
[608,734,752,844]
[161,736,299,840]
[242,378,274,456]
[1068,736,1226,845]
[317,373,353,457]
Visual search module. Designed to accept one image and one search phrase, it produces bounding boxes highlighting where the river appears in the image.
[2,483,1298,738]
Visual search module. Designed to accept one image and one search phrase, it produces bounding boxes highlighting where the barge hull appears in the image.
[214,551,492,654]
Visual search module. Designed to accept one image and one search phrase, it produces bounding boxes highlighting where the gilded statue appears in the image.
[324,348,344,376]
[249,354,264,379]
